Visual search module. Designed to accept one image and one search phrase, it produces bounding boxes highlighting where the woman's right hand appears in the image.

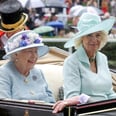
[52,94,91,113]
[52,96,80,113]
[52,100,69,113]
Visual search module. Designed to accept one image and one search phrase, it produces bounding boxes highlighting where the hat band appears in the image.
[1,16,24,30]
[5,31,42,53]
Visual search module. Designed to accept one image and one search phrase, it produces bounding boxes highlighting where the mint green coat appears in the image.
[63,45,116,102]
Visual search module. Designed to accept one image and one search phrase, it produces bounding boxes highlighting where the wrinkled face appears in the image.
[82,32,102,55]
[15,47,38,70]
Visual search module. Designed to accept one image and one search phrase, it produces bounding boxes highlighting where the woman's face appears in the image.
[15,47,38,70]
[82,32,102,56]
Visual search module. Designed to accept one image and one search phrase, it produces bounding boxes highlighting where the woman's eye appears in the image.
[96,34,101,37]
[25,50,33,53]
[87,34,91,37]
[87,34,93,38]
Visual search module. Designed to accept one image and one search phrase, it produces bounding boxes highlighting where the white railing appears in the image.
[43,37,116,53]
[43,38,116,43]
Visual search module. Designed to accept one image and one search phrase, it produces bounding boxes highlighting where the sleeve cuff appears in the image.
[79,93,90,104]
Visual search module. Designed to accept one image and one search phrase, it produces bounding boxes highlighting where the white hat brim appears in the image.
[3,44,49,59]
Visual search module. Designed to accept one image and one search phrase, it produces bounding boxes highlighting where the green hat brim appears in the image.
[64,16,116,48]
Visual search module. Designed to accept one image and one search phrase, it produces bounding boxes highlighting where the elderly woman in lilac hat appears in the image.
[52,13,116,113]
[0,30,55,103]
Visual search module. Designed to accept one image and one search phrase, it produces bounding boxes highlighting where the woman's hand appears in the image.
[52,96,80,113]
[52,94,91,113]
[52,100,68,113]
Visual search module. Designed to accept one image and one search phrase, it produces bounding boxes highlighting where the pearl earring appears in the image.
[15,59,18,62]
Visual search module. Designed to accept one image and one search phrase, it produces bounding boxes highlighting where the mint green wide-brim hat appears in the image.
[64,13,116,48]
[3,30,49,59]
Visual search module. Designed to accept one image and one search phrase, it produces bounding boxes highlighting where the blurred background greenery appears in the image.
[101,42,116,69]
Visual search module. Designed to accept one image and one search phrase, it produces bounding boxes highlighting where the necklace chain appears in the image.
[89,57,95,62]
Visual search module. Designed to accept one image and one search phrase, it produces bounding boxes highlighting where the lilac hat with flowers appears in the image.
[3,30,49,59]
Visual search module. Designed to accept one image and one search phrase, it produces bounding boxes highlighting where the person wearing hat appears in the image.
[0,30,55,103]
[0,0,28,59]
[52,13,116,113]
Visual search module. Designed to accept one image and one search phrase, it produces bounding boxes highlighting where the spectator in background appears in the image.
[0,0,28,59]
[101,12,111,20]
[58,28,66,37]
[65,0,72,14]
[64,26,75,38]
[49,13,58,22]
[71,0,82,6]
[26,8,38,29]
[68,5,84,33]
[87,0,98,7]
[28,9,46,29]
[110,0,116,17]
[101,0,109,14]
[0,30,5,49]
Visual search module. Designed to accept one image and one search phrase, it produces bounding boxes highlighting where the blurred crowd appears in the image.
[0,0,116,38]
[22,0,116,38]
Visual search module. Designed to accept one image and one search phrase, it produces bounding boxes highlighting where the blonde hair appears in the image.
[74,31,108,50]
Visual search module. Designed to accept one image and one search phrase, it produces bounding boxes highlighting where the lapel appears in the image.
[75,45,101,68]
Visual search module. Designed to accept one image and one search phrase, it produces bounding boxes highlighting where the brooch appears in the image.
[32,75,37,81]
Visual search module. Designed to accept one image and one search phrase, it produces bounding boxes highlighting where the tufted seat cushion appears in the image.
[35,64,63,101]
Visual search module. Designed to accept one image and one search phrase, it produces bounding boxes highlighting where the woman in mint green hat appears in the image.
[52,13,116,113]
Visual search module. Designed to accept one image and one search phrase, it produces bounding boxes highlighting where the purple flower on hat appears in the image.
[19,40,28,47]
[3,30,49,59]
[4,31,43,53]
[22,34,29,40]
[34,39,41,43]
[19,34,29,47]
